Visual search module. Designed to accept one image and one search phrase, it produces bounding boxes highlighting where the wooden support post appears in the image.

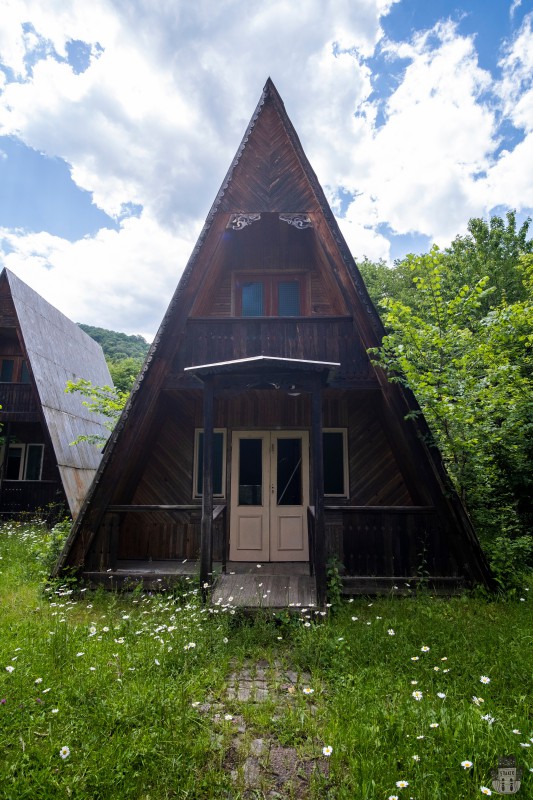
[200,376,214,602]
[311,377,327,607]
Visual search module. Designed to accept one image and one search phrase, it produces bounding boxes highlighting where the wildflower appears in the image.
[102,626,109,632]
[429,723,439,728]
[481,714,495,725]
[303,687,314,695]
[412,691,423,701]
[411,656,419,661]
[42,688,51,694]
[437,692,446,698]
[512,729,521,734]
[421,646,430,652]
[1,698,6,704]
[416,735,425,740]
[396,780,409,788]
[472,696,484,705]
[461,760,473,769]
[351,616,358,621]
[224,714,233,721]
[388,629,395,636]
[322,745,333,756]
[520,742,531,748]
[304,622,311,627]
[480,676,490,684]
[480,788,492,796]
[411,680,418,685]
[389,796,399,800]
[34,678,43,684]
[59,746,70,759]
[5,666,14,673]
[76,652,84,657]
[154,659,160,666]
[222,637,229,644]
[433,666,440,671]
[191,701,200,708]
[441,656,448,661]
[51,708,59,714]
[412,754,420,761]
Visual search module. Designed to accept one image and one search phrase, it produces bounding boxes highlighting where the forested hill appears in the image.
[77,324,150,362]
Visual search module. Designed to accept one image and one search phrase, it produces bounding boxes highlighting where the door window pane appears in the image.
[196,431,225,496]
[278,281,300,316]
[25,444,44,480]
[239,438,263,505]
[241,282,264,316]
[277,438,302,505]
[323,431,346,495]
[0,359,14,382]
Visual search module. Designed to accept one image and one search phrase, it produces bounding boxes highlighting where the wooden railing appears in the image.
[323,505,453,577]
[0,383,39,415]
[180,317,374,383]
[0,480,63,516]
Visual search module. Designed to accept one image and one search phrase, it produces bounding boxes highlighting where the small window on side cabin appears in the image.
[323,429,348,497]
[20,361,31,384]
[25,444,44,480]
[0,359,14,382]
[193,429,226,498]
[2,443,44,481]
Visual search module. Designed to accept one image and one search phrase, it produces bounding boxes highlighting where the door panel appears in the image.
[230,433,269,561]
[230,430,309,562]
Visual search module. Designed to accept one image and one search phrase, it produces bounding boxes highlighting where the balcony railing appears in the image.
[0,383,39,416]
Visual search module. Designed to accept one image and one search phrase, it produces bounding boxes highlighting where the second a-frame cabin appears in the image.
[55,80,493,604]
[0,268,113,519]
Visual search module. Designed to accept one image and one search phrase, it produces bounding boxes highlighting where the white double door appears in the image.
[229,430,310,562]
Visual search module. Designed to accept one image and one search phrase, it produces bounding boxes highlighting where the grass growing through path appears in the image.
[0,519,532,799]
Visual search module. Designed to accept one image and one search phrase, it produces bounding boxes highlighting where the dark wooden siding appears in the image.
[105,388,416,564]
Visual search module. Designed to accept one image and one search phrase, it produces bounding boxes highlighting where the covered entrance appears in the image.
[230,430,309,561]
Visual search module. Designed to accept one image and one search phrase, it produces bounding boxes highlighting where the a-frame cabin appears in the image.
[55,80,493,604]
[0,268,113,519]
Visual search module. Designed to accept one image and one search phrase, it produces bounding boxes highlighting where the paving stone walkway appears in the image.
[195,658,330,798]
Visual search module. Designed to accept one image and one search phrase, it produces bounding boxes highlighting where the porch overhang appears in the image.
[184,355,339,388]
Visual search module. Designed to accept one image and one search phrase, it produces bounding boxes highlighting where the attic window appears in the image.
[235,274,306,316]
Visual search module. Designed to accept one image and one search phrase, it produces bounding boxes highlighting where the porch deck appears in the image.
[82,560,317,608]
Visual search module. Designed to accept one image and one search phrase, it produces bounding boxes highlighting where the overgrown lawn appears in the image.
[1,520,532,799]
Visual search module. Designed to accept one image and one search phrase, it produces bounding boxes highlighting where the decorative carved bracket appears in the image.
[279,213,313,229]
[227,213,261,230]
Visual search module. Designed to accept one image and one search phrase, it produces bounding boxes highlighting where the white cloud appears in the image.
[0,214,197,340]
[0,1,532,338]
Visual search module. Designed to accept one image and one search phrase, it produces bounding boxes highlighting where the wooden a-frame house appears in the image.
[0,268,113,519]
[55,79,493,604]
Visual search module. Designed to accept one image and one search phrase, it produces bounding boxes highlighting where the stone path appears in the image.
[195,658,330,798]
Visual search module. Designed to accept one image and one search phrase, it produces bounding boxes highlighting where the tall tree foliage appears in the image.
[366,216,532,589]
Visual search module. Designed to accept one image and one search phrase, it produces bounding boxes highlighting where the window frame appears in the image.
[192,428,227,499]
[2,442,44,481]
[323,428,349,498]
[234,273,308,317]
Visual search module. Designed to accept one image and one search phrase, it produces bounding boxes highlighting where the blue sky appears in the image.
[0,0,531,340]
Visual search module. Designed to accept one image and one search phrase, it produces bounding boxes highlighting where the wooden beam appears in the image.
[200,376,214,600]
[311,376,327,606]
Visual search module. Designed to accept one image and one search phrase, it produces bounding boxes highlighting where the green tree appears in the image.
[65,379,129,447]
[108,356,144,393]
[370,248,532,576]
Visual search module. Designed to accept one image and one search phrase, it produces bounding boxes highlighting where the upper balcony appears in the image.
[172,316,377,388]
[0,382,40,420]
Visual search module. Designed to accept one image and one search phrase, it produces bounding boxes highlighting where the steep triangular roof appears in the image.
[2,269,113,517]
[55,80,493,586]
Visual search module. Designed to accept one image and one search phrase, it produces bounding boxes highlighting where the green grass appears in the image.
[0,519,532,799]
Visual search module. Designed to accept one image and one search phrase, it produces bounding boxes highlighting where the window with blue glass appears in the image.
[241,282,264,316]
[236,274,306,316]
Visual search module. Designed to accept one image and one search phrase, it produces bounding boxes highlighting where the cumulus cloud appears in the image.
[0,1,532,337]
